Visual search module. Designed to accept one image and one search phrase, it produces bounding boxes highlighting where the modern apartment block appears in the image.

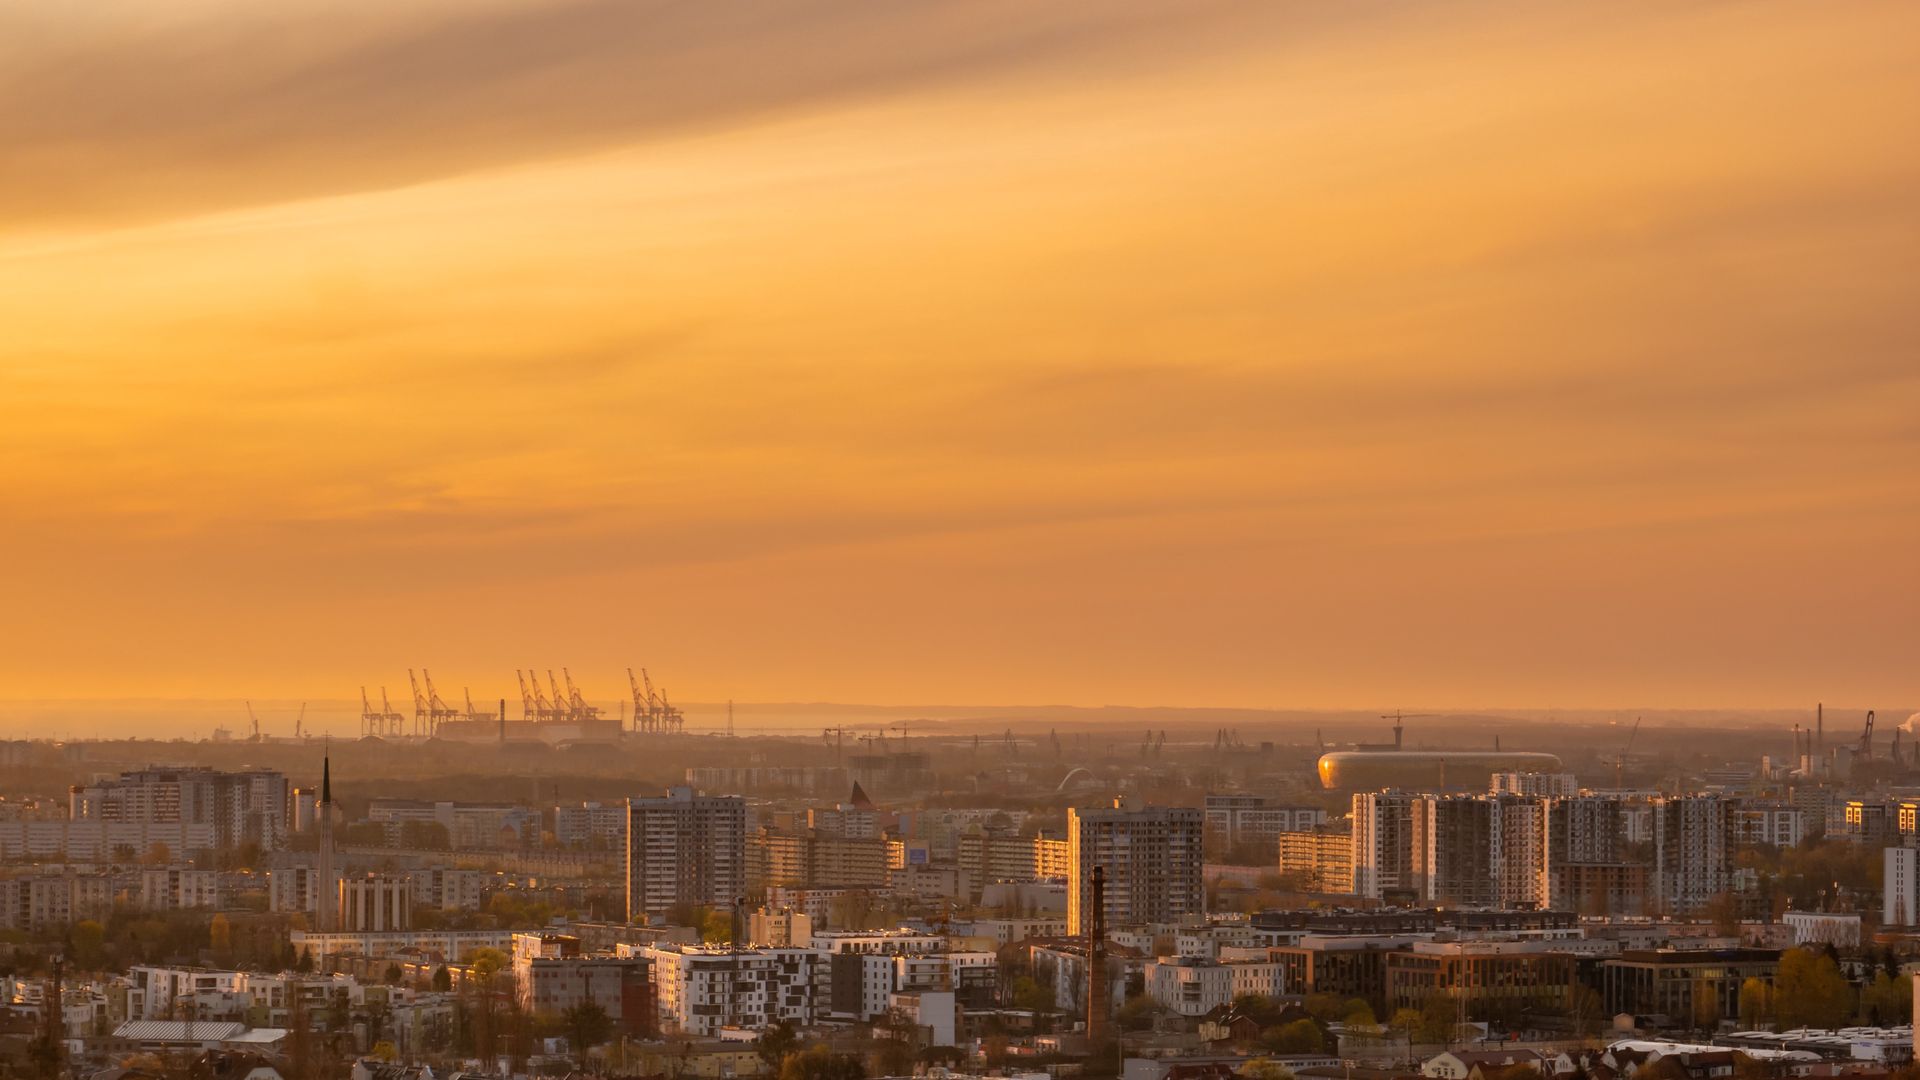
[644,944,825,1035]
[70,768,292,851]
[1277,824,1354,894]
[1654,795,1737,914]
[554,801,629,849]
[626,787,747,922]
[1885,846,1920,926]
[1351,791,1419,899]
[1203,794,1326,850]
[1066,797,1204,935]
[1489,772,1579,798]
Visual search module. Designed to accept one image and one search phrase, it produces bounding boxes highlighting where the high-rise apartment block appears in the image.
[1203,795,1326,850]
[1490,772,1579,798]
[1886,847,1920,926]
[70,768,292,851]
[1067,797,1203,935]
[1351,791,1419,899]
[1654,795,1736,914]
[1277,825,1353,894]
[626,787,747,922]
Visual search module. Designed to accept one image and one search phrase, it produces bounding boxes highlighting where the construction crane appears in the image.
[378,688,406,736]
[822,727,854,765]
[656,686,684,734]
[1861,710,1876,759]
[627,667,681,733]
[294,702,306,740]
[246,701,261,742]
[419,670,459,734]
[1378,711,1437,751]
[628,668,655,733]
[408,671,431,735]
[1615,717,1642,790]
[562,669,602,722]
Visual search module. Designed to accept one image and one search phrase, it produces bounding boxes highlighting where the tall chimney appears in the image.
[1086,865,1108,1054]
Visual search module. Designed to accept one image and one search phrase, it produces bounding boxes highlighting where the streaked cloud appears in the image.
[0,0,1914,710]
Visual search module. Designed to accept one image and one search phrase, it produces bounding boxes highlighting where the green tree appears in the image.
[1419,992,1458,1044]
[562,1001,615,1068]
[69,920,107,970]
[1010,976,1053,1012]
[779,1046,865,1080]
[1775,948,1853,1030]
[1571,985,1605,1037]
[1860,972,1912,1025]
[469,947,510,983]
[1706,892,1744,938]
[1263,1019,1324,1054]
[209,913,232,959]
[701,908,736,944]
[432,966,453,992]
[1692,976,1722,1032]
[1117,992,1165,1033]
[1737,978,1773,1030]
[1343,999,1379,1032]
[1303,992,1346,1022]
[1234,994,1282,1027]
[1242,1061,1296,1080]
[758,1020,800,1073]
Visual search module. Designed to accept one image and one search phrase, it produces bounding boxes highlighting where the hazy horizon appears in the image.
[4,1,1915,707]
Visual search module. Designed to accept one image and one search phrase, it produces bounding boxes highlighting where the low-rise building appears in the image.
[644,944,826,1035]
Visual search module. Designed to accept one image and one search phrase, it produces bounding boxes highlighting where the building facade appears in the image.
[625,788,747,923]
[1066,797,1204,935]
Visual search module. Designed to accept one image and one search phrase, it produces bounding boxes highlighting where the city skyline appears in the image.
[4,1,1916,712]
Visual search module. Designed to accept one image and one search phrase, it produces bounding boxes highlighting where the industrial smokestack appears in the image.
[1087,865,1108,1052]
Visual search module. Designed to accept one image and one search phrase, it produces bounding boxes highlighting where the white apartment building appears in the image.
[0,871,117,932]
[139,867,221,910]
[1351,791,1419,899]
[338,874,412,932]
[1490,772,1579,798]
[71,768,291,851]
[808,805,882,840]
[1066,797,1204,935]
[511,932,651,1017]
[1733,803,1806,849]
[644,944,825,1035]
[1885,847,1919,926]
[405,867,491,911]
[1203,795,1326,849]
[554,802,628,849]
[0,821,218,862]
[1145,957,1234,1017]
[1654,795,1736,914]
[626,788,747,922]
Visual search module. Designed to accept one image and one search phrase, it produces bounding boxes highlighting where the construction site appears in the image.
[356,668,687,744]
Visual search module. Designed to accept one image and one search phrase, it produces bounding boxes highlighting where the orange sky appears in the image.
[1,0,1915,711]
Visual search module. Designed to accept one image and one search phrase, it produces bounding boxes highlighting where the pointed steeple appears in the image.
[321,744,332,805]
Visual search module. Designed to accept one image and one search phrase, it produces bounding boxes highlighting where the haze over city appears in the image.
[4,0,1916,719]
[10,7,1920,1080]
